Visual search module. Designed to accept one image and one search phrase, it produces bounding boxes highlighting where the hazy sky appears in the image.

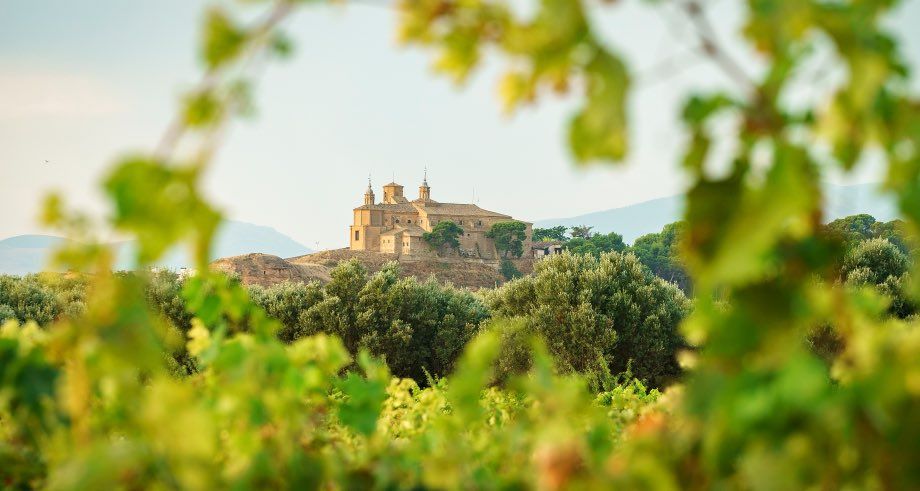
[1,0,919,249]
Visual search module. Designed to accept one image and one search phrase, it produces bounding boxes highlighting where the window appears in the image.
[408,219,412,224]
[355,230,360,241]
[395,218,400,224]
[477,220,482,226]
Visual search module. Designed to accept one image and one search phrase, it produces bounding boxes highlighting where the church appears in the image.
[349,174,531,259]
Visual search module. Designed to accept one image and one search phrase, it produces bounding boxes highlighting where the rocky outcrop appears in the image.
[210,253,331,287]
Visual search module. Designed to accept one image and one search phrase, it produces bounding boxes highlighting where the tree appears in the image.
[569,225,594,239]
[841,238,909,286]
[825,214,912,255]
[629,222,690,293]
[532,226,567,242]
[499,258,522,280]
[422,220,464,252]
[565,231,626,257]
[484,252,689,388]
[487,221,527,258]
[2,0,917,488]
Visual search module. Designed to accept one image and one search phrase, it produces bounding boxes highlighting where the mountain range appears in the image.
[0,221,312,275]
[534,182,898,244]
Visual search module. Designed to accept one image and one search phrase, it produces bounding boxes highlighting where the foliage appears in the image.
[486,221,527,258]
[0,274,86,325]
[841,237,909,285]
[568,225,594,239]
[484,252,690,388]
[532,225,567,242]
[422,220,464,251]
[250,260,490,384]
[840,238,917,319]
[825,213,912,255]
[1,0,919,488]
[565,231,626,258]
[498,258,522,281]
[630,222,691,293]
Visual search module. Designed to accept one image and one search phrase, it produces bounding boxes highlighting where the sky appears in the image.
[1,0,919,250]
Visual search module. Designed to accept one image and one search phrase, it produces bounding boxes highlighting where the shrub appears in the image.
[485,252,690,387]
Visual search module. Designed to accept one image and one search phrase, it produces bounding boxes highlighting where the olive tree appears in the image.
[484,251,690,388]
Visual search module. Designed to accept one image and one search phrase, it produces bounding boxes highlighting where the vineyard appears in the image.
[2,0,920,489]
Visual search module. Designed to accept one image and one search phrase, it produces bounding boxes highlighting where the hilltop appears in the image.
[211,248,533,290]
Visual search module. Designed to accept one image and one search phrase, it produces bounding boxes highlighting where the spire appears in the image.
[363,174,375,205]
[418,167,431,202]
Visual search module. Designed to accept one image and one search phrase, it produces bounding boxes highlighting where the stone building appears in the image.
[349,174,531,259]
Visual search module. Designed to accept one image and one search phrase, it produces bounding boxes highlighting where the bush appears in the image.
[841,238,909,285]
[249,281,324,342]
[247,260,490,384]
[0,274,87,325]
[485,252,690,387]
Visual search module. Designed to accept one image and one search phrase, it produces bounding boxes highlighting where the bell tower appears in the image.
[418,168,430,202]
[363,175,375,205]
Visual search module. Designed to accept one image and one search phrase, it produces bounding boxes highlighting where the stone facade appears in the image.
[349,175,532,259]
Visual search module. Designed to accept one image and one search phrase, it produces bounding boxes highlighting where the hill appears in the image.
[0,220,312,275]
[535,182,898,243]
[288,249,531,289]
[210,253,332,287]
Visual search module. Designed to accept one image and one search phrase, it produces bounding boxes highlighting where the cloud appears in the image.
[0,66,129,121]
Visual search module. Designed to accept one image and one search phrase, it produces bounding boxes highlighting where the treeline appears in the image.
[533,223,690,292]
[1,255,689,389]
[1,214,914,388]
[535,214,917,299]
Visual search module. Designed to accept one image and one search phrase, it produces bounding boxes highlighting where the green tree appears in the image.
[1,0,918,488]
[565,231,626,257]
[487,221,528,258]
[841,238,909,285]
[569,225,594,239]
[532,225,567,242]
[824,214,914,255]
[629,222,690,293]
[0,275,64,325]
[499,258,522,280]
[485,252,689,388]
[422,220,464,252]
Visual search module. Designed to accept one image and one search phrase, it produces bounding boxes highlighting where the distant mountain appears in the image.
[535,182,899,244]
[0,221,312,275]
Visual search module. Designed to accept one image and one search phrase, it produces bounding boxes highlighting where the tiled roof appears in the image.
[416,202,512,218]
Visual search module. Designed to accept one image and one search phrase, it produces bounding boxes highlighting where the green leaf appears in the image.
[569,51,631,163]
[201,7,248,70]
